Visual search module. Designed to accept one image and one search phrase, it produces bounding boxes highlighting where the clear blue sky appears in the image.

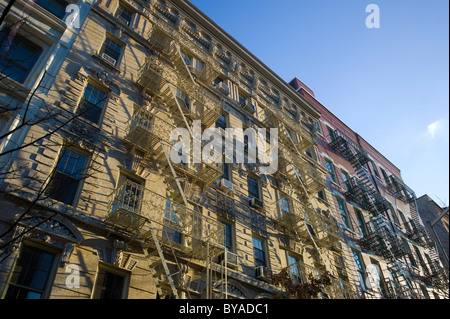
[190,0,449,206]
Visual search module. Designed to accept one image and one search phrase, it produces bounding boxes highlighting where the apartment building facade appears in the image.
[0,0,446,300]
[290,78,448,299]
[416,194,449,268]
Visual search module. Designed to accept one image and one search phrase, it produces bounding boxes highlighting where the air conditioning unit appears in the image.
[249,197,263,209]
[102,53,117,66]
[217,251,238,269]
[255,266,273,282]
[217,82,230,96]
[219,178,233,193]
[240,100,256,114]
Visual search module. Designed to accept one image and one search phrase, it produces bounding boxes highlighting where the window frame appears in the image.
[325,158,338,185]
[4,242,59,299]
[252,235,267,268]
[76,81,109,125]
[99,34,125,67]
[115,1,136,26]
[352,249,368,291]
[0,28,45,85]
[247,175,261,201]
[92,263,129,299]
[45,146,90,207]
[337,197,353,230]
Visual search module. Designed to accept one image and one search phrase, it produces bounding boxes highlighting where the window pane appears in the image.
[78,84,106,124]
[252,237,266,267]
[116,5,133,24]
[102,38,122,61]
[247,177,259,199]
[93,269,125,299]
[5,246,55,299]
[36,0,68,19]
[46,149,87,205]
[0,30,43,83]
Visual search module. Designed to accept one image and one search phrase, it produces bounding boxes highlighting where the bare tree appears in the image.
[0,17,110,263]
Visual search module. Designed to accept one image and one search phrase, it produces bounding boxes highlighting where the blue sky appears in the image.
[190,0,449,206]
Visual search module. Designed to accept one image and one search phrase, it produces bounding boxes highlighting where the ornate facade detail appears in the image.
[112,240,127,267]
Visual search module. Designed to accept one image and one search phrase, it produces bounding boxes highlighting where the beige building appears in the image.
[0,0,446,299]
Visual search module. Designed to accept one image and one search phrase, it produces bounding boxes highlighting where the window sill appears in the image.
[0,75,31,101]
[92,54,121,74]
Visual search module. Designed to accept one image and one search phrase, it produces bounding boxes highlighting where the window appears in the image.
[341,170,350,186]
[352,250,367,291]
[238,91,247,105]
[354,208,367,236]
[221,163,230,181]
[100,37,123,66]
[165,200,182,244]
[247,176,260,200]
[380,167,390,184]
[93,267,127,299]
[215,113,228,130]
[314,121,323,135]
[317,189,327,201]
[370,259,388,297]
[35,0,68,19]
[337,197,352,230]
[370,161,380,178]
[278,192,291,216]
[117,174,143,213]
[287,254,302,284]
[0,29,43,84]
[305,146,316,160]
[5,245,56,299]
[45,147,88,206]
[176,89,191,109]
[77,83,107,124]
[252,236,267,268]
[325,159,338,184]
[221,221,233,251]
[327,126,336,141]
[398,210,412,233]
[115,3,134,26]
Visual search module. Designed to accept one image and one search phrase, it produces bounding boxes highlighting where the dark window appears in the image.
[370,161,380,178]
[247,176,260,200]
[317,190,326,201]
[45,148,87,205]
[100,37,123,65]
[252,236,266,267]
[0,30,43,83]
[337,198,352,230]
[5,245,55,299]
[116,4,133,25]
[352,250,367,291]
[222,163,230,180]
[221,221,233,251]
[77,83,107,124]
[325,159,338,184]
[93,268,125,299]
[355,208,367,236]
[36,0,68,19]
[327,126,336,141]
[215,114,227,130]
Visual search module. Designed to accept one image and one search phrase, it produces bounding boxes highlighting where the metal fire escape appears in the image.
[328,128,422,299]
[260,97,354,299]
[105,19,231,299]
[386,174,448,293]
